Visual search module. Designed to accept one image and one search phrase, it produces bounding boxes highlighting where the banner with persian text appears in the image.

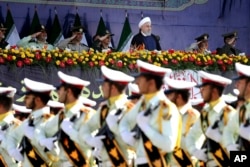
[0,65,236,108]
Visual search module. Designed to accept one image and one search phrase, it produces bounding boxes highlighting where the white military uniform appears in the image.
[79,94,133,166]
[79,66,135,167]
[35,71,94,167]
[222,63,250,152]
[6,78,56,167]
[185,71,234,167]
[119,91,180,166]
[0,112,21,167]
[37,100,95,167]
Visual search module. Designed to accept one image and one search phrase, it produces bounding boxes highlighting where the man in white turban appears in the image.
[130,17,161,51]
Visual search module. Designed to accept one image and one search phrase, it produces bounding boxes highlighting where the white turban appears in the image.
[138,17,151,28]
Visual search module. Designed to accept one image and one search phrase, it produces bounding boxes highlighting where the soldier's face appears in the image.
[166,92,177,104]
[57,86,67,104]
[135,76,150,94]
[101,81,111,99]
[200,85,212,102]
[24,94,36,110]
[235,79,247,99]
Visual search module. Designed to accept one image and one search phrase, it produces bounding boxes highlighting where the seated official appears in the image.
[17,24,54,50]
[186,33,211,54]
[56,26,89,52]
[130,17,161,51]
[92,30,115,52]
[216,31,244,56]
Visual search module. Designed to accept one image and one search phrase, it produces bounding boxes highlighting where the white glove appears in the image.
[61,119,74,134]
[24,125,35,139]
[39,137,57,151]
[85,135,105,149]
[226,144,239,152]
[136,111,150,128]
[239,124,250,141]
[205,126,221,143]
[193,148,207,161]
[92,148,102,160]
[9,147,24,161]
[121,131,136,146]
[106,114,119,129]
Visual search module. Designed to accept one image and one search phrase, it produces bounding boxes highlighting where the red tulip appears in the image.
[7,55,13,61]
[99,60,105,66]
[24,58,31,65]
[16,60,24,67]
[45,57,52,63]
[0,57,5,64]
[66,59,73,65]
[217,60,223,65]
[116,60,123,68]
[59,62,65,68]
[171,59,178,64]
[89,61,94,67]
[168,49,175,54]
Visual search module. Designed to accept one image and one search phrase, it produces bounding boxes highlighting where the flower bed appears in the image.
[0,48,249,71]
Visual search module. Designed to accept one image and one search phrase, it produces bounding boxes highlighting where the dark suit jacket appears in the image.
[131,32,161,51]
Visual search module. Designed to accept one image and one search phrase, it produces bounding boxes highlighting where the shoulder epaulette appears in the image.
[125,101,134,112]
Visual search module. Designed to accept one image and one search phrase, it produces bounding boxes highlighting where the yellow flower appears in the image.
[56,60,60,65]
[12,56,16,60]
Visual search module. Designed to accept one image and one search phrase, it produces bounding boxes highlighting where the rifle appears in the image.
[96,108,123,140]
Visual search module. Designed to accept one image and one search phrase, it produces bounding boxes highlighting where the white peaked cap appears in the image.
[0,87,16,98]
[190,98,204,106]
[137,60,172,77]
[47,100,65,109]
[164,77,197,90]
[12,104,31,113]
[58,71,90,89]
[196,71,232,87]
[221,94,238,104]
[101,66,134,84]
[128,83,140,94]
[138,17,151,28]
[235,63,250,78]
[79,96,97,107]
[24,78,56,93]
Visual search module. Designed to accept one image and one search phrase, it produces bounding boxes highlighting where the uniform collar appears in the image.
[0,111,14,122]
[65,101,77,112]
[30,106,50,119]
[179,102,192,115]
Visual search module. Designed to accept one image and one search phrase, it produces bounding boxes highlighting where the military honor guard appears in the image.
[35,71,95,167]
[222,63,250,153]
[6,78,56,167]
[0,87,21,167]
[79,66,135,167]
[56,26,89,52]
[17,24,54,50]
[119,60,181,167]
[185,71,235,167]
[164,77,200,167]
